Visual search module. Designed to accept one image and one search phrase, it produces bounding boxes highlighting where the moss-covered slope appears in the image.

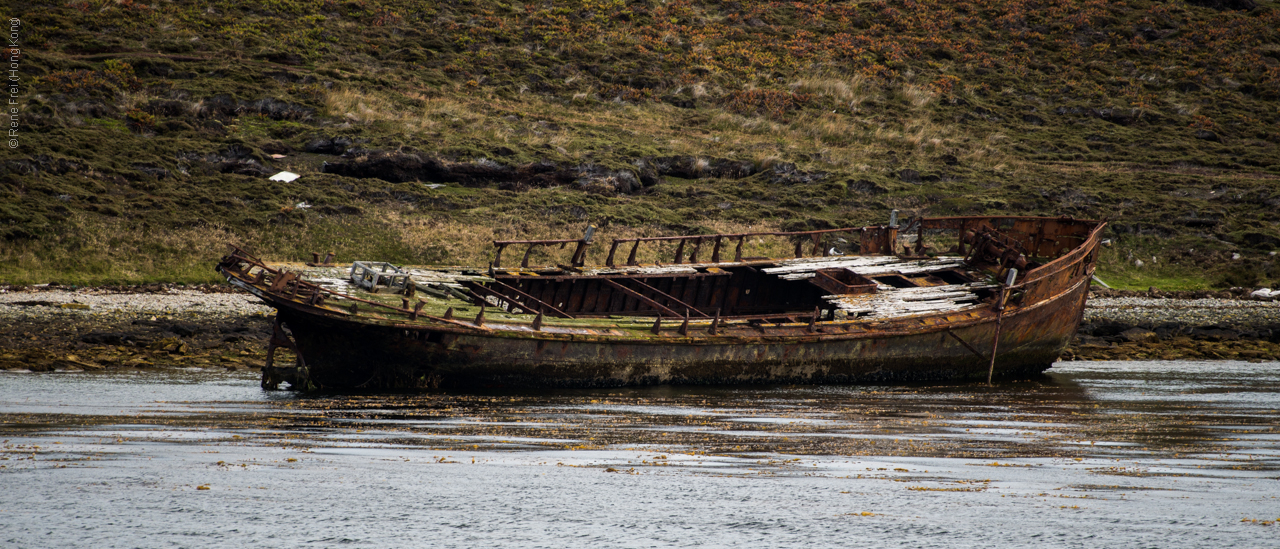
[1,0,1278,287]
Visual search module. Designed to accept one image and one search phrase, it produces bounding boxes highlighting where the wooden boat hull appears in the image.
[220,215,1103,390]
[247,275,1083,390]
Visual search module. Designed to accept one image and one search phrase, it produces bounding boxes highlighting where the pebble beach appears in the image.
[0,286,273,317]
[0,285,275,373]
[1085,296,1280,328]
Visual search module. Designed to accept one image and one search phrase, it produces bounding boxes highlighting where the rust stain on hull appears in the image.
[216,215,1104,390]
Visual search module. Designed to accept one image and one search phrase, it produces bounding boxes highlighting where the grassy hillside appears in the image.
[2,0,1279,288]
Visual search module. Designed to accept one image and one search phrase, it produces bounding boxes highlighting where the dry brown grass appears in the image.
[1166,92,1200,116]
[790,72,874,110]
[901,83,936,109]
[320,82,1012,177]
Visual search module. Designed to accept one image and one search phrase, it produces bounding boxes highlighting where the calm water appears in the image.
[2,361,1278,548]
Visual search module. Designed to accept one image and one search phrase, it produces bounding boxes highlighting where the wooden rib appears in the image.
[486,279,575,319]
[551,279,574,315]
[680,276,698,306]
[624,278,710,318]
[582,280,604,313]
[601,279,683,318]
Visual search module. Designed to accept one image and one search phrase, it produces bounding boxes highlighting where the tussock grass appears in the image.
[901,84,936,109]
[791,73,874,110]
[319,83,1005,176]
[1093,235,1279,291]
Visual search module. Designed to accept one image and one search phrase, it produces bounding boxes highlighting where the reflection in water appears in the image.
[2,361,1278,547]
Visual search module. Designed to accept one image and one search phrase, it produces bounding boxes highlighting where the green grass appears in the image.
[1094,269,1216,293]
[1093,234,1279,290]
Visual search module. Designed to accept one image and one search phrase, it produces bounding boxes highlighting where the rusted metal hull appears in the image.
[218,215,1104,391]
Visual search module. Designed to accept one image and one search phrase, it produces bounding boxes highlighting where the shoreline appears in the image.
[1,286,1278,373]
[0,286,273,373]
[1072,295,1280,361]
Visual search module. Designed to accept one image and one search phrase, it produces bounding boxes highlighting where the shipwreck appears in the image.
[216,214,1105,390]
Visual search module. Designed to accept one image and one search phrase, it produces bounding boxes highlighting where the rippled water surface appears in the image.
[2,361,1279,548]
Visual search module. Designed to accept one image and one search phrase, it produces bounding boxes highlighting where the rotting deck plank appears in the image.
[765,256,967,281]
[825,282,996,318]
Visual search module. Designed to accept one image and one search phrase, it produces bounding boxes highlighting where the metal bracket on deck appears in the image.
[350,261,412,294]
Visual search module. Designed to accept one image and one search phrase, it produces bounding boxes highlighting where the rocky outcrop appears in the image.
[645,156,755,179]
[319,150,830,195]
[1185,0,1257,11]
[304,136,355,155]
[177,145,272,177]
[195,95,314,121]
[320,150,452,183]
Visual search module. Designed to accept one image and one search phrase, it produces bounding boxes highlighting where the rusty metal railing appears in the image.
[604,227,890,267]
[493,226,595,268]
[488,226,906,269]
[484,214,1103,273]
